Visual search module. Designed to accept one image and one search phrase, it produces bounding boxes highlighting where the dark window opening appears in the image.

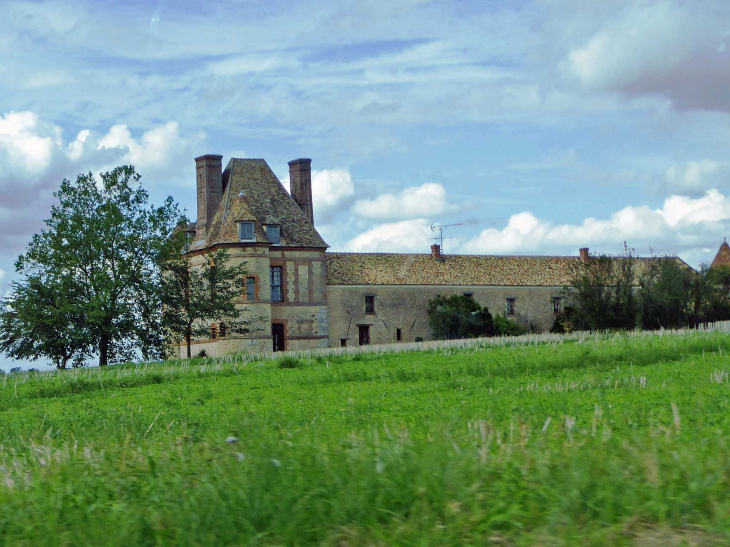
[359,325,370,346]
[219,322,227,337]
[340,338,347,347]
[246,277,256,301]
[238,221,254,241]
[506,298,516,316]
[396,328,402,341]
[272,323,285,352]
[266,225,281,244]
[271,266,283,302]
[365,295,375,314]
[552,297,562,314]
[463,292,473,298]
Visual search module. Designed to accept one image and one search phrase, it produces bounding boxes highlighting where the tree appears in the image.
[0,273,92,369]
[638,257,694,330]
[427,294,494,340]
[7,166,183,366]
[160,249,252,358]
[563,244,639,331]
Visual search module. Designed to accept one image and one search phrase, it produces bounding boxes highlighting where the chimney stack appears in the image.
[195,154,223,241]
[579,247,589,263]
[288,158,314,225]
[431,244,443,261]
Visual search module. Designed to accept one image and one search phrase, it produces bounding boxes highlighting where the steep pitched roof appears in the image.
[712,239,730,268]
[197,159,327,249]
[326,253,690,287]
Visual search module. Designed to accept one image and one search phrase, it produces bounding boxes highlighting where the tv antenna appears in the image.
[431,222,462,254]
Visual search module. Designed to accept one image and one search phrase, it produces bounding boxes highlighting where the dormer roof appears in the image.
[711,238,730,268]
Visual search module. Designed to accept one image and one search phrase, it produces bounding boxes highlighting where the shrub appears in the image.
[196,349,208,358]
[278,356,302,369]
[493,314,528,336]
[415,336,424,343]
[427,294,494,340]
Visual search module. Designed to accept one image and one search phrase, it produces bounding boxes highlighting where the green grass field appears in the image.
[2,328,730,546]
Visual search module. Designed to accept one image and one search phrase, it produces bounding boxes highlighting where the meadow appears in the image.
[1,327,730,546]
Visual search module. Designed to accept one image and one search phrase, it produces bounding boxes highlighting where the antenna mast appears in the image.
[430,222,462,254]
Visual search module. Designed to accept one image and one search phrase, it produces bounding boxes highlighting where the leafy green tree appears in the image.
[8,166,182,366]
[160,249,252,359]
[0,274,91,369]
[563,245,639,331]
[693,264,730,323]
[639,257,694,329]
[427,294,494,340]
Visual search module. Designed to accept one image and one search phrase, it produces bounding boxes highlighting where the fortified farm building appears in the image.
[180,154,707,358]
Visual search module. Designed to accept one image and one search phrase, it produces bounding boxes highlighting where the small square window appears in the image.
[463,292,473,298]
[552,297,562,314]
[340,338,347,347]
[505,298,516,316]
[246,277,256,301]
[238,221,255,241]
[266,225,281,244]
[365,295,375,314]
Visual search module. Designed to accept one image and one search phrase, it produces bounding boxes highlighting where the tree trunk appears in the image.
[99,334,109,366]
[186,329,192,359]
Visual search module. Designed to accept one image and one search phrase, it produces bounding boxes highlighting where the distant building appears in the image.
[180,154,696,357]
[711,238,730,269]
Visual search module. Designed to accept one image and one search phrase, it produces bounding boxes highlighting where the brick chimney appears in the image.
[431,244,443,261]
[195,154,223,241]
[579,247,589,263]
[288,158,314,225]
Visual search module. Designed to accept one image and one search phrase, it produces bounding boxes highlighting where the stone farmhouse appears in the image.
[180,154,712,358]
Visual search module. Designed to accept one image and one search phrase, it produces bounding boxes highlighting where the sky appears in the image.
[1,0,730,369]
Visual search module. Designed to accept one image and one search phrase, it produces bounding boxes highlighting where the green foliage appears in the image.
[427,294,494,339]
[639,257,695,329]
[1,166,183,367]
[2,331,730,544]
[161,249,252,358]
[277,356,302,369]
[493,313,528,336]
[564,244,639,331]
[414,336,424,342]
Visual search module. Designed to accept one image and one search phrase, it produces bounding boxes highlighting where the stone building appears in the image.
[179,154,694,357]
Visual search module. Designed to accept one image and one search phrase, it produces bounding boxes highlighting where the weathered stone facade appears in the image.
[180,153,699,357]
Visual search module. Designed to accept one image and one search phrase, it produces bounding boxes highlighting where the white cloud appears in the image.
[566,1,730,111]
[0,111,56,175]
[345,218,434,252]
[353,182,454,220]
[312,169,355,213]
[664,159,728,195]
[462,190,730,256]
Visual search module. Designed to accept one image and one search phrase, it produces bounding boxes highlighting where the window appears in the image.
[183,232,192,253]
[210,325,218,339]
[219,322,227,337]
[246,277,256,301]
[365,295,375,314]
[270,266,283,302]
[505,298,516,316]
[238,221,255,241]
[266,225,281,244]
[552,297,563,315]
[340,338,347,347]
[462,293,473,298]
[396,328,402,341]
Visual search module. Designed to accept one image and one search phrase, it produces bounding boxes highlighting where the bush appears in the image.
[493,314,528,336]
[278,356,302,369]
[427,295,494,340]
[414,336,424,343]
[196,349,208,358]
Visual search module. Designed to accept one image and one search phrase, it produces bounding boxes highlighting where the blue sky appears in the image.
[2,0,730,369]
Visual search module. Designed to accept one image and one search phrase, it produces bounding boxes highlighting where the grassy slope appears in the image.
[1,332,730,546]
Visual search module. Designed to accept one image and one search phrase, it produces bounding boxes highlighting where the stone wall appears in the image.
[326,284,564,347]
[177,245,328,358]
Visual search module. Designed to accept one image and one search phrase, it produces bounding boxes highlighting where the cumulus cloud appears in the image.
[0,110,205,254]
[345,218,435,252]
[566,1,730,111]
[282,168,355,223]
[664,159,728,195]
[353,182,456,220]
[462,189,730,256]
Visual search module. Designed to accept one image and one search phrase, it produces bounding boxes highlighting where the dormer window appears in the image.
[238,221,255,242]
[266,225,281,245]
[183,231,193,253]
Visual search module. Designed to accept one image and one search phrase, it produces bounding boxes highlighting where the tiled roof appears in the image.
[326,252,689,287]
[193,159,328,250]
[712,239,730,268]
[326,253,585,286]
